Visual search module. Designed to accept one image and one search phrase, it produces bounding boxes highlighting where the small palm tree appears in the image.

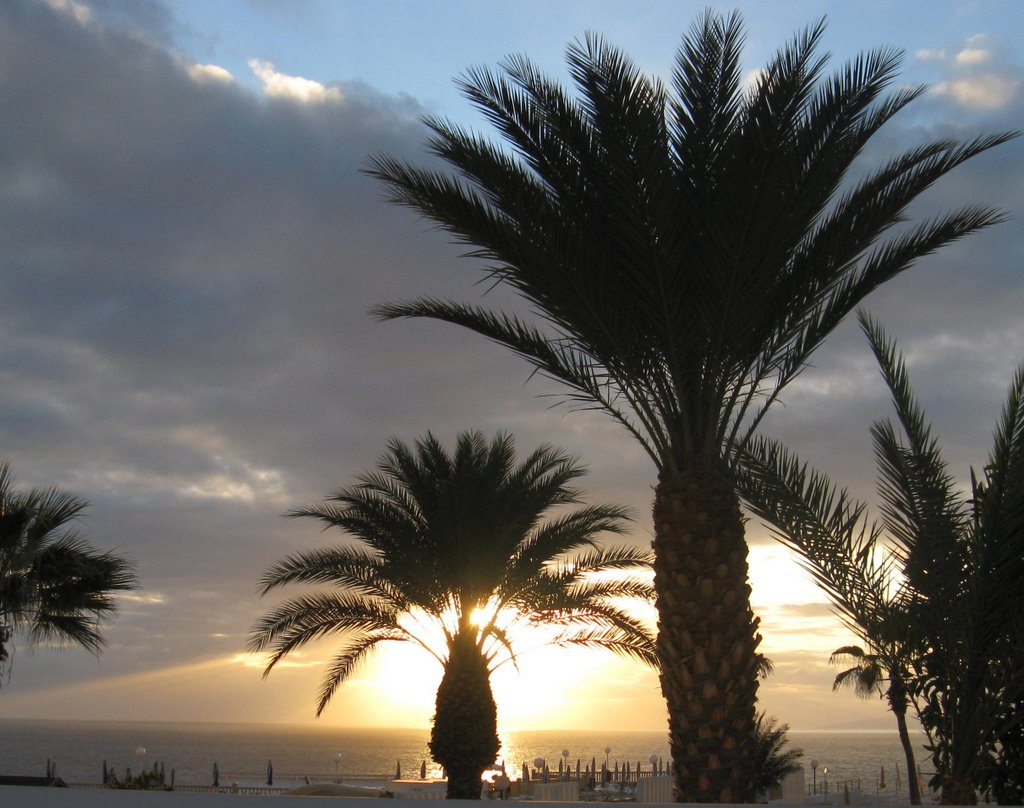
[738,312,1024,805]
[366,11,1014,801]
[831,645,921,804]
[0,462,137,685]
[250,431,656,799]
[751,714,803,797]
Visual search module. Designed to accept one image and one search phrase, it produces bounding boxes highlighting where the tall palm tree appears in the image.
[830,644,921,804]
[0,461,137,685]
[249,431,656,799]
[737,312,1024,805]
[365,10,1014,800]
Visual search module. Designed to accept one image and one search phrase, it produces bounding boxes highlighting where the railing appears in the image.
[70,783,288,796]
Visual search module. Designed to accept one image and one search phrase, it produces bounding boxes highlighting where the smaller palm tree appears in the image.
[250,431,656,798]
[0,462,137,685]
[751,714,803,797]
[831,645,921,804]
[831,645,885,698]
[737,311,1024,805]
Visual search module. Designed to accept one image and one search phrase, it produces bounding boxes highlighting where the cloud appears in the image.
[248,58,343,103]
[955,34,992,65]
[188,62,234,84]
[933,74,1020,109]
[919,32,1021,110]
[0,0,1021,730]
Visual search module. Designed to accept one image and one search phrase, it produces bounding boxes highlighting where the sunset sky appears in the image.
[0,0,1021,734]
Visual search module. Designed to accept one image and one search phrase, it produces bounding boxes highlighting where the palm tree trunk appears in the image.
[653,464,761,803]
[888,679,922,805]
[0,624,10,686]
[429,631,499,799]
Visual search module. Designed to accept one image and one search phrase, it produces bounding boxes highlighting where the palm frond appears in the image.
[736,436,887,628]
[314,631,402,717]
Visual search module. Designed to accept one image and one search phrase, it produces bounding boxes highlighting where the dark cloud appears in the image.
[0,0,1020,725]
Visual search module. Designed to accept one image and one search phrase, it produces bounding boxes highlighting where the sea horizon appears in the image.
[2,716,924,803]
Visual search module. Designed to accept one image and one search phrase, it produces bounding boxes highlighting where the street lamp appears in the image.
[810,759,818,794]
[562,750,570,781]
[648,754,658,775]
[823,767,829,794]
[333,752,342,782]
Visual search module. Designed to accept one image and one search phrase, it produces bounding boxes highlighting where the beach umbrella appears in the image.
[171,768,175,789]
[102,760,108,785]
[522,761,530,782]
[879,766,886,789]
[267,759,274,786]
[576,759,581,779]
[420,760,427,780]
[558,757,563,775]
[212,762,219,787]
[395,760,402,780]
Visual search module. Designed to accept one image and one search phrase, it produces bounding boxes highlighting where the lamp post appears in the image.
[823,767,829,794]
[333,752,342,782]
[648,754,658,776]
[810,759,818,794]
[562,750,570,781]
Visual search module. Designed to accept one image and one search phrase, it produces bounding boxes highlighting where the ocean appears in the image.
[0,719,925,801]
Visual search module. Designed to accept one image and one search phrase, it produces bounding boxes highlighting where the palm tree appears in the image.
[751,714,802,797]
[0,462,137,685]
[830,645,921,804]
[737,312,1024,804]
[249,431,656,799]
[365,10,1015,800]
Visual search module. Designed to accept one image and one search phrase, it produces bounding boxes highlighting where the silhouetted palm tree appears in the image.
[831,644,921,804]
[0,462,137,685]
[738,312,1024,805]
[366,10,1014,800]
[250,432,655,799]
[751,714,803,796]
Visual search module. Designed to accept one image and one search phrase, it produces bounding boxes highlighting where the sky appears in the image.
[0,0,1021,734]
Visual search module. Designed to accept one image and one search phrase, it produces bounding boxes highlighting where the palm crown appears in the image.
[250,432,654,795]
[369,13,1012,474]
[0,462,137,684]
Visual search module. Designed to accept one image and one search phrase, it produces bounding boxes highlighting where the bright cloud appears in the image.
[955,47,990,65]
[188,63,234,85]
[248,59,342,104]
[915,48,946,62]
[934,74,1020,109]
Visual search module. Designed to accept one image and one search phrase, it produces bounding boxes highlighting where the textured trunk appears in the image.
[653,464,761,803]
[430,631,499,799]
[888,679,922,805]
